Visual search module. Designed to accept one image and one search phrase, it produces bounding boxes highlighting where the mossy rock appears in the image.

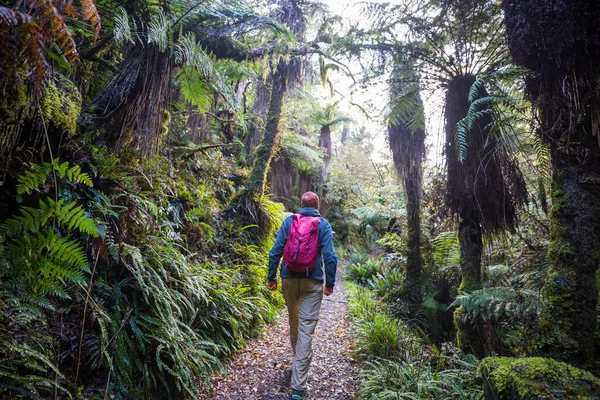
[478,357,600,399]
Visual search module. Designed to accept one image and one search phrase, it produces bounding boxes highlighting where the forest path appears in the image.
[200,263,358,399]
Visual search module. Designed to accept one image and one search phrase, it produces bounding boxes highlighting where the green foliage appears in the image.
[178,66,213,113]
[452,287,540,322]
[309,100,354,129]
[377,232,406,253]
[478,357,600,400]
[355,313,405,359]
[73,151,284,398]
[368,267,403,297]
[347,283,483,400]
[40,78,82,133]
[16,159,92,195]
[0,341,68,398]
[175,34,237,109]
[345,256,384,286]
[455,68,529,163]
[358,356,483,400]
[2,161,98,299]
[98,241,224,398]
[387,80,425,133]
[279,132,324,175]
[0,160,98,398]
[431,232,460,268]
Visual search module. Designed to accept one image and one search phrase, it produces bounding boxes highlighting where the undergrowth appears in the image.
[0,151,285,399]
[346,282,483,399]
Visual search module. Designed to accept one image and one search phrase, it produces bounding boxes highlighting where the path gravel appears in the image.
[200,264,357,399]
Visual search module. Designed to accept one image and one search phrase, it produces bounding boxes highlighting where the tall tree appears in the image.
[247,0,307,197]
[338,0,528,355]
[310,101,353,211]
[503,0,600,366]
[90,1,291,157]
[245,78,271,165]
[387,77,426,305]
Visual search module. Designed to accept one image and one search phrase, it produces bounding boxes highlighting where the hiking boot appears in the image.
[291,389,305,400]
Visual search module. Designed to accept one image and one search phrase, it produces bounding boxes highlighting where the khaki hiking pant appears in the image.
[282,278,324,392]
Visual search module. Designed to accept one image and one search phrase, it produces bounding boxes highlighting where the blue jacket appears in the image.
[268,207,337,288]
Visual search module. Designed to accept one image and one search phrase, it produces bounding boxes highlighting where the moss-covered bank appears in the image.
[478,357,600,400]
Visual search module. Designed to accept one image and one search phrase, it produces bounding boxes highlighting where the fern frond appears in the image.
[452,287,540,321]
[0,340,66,397]
[113,7,132,44]
[16,159,93,195]
[80,0,101,41]
[16,162,52,195]
[432,231,460,267]
[147,10,169,51]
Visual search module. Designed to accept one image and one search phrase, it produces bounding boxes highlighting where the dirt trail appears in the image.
[200,264,357,399]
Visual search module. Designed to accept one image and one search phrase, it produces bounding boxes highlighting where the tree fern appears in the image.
[147,10,170,52]
[455,68,529,163]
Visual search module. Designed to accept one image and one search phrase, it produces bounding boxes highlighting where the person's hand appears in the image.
[323,287,333,296]
[268,281,277,291]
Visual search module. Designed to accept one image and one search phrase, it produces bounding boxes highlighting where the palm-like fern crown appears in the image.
[341,0,527,233]
[311,101,353,129]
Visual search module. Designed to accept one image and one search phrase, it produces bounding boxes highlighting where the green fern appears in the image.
[2,161,98,300]
[113,6,133,44]
[16,159,92,195]
[452,287,540,321]
[4,198,98,237]
[454,68,526,163]
[0,341,68,398]
[431,231,460,268]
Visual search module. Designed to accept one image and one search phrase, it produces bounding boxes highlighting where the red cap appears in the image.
[300,192,319,209]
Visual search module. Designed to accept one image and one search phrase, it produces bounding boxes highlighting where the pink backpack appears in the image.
[283,214,321,275]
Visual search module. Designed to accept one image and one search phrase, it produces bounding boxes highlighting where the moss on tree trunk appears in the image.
[247,67,286,197]
[454,214,484,357]
[538,151,600,365]
[387,86,425,305]
[502,0,600,367]
[404,182,423,303]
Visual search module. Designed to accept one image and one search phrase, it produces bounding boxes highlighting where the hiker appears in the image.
[267,191,338,400]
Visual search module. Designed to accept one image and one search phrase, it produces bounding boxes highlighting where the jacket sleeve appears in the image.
[268,216,291,282]
[320,220,338,288]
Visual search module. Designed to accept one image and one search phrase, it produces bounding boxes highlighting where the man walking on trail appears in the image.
[267,191,337,400]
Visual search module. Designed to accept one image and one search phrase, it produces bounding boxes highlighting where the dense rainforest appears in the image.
[0,0,599,399]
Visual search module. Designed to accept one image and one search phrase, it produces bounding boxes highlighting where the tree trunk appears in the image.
[388,109,425,305]
[186,108,210,145]
[247,66,286,197]
[268,154,294,210]
[454,213,485,357]
[541,152,600,364]
[502,0,600,366]
[404,173,423,302]
[245,79,271,165]
[341,124,350,148]
[444,75,486,356]
[318,125,332,214]
[93,44,172,156]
